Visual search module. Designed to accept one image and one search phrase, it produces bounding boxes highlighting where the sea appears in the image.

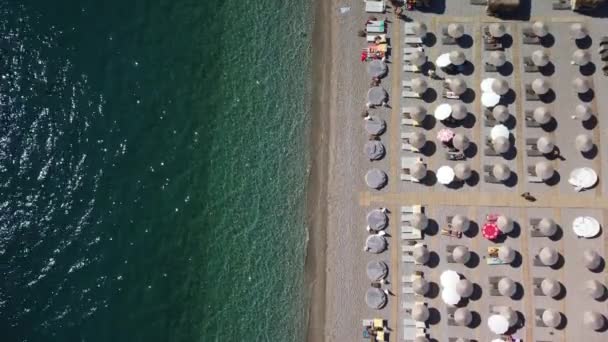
[0,1,312,341]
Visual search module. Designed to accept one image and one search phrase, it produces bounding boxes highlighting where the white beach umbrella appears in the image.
[572,49,591,66]
[542,309,561,328]
[441,287,461,306]
[452,246,471,264]
[493,163,511,182]
[451,103,467,120]
[532,21,549,37]
[448,78,467,95]
[533,106,552,124]
[574,104,593,121]
[437,165,455,185]
[532,50,550,67]
[451,215,470,233]
[492,105,509,122]
[413,244,430,264]
[499,306,518,327]
[570,23,588,40]
[532,78,551,95]
[497,216,514,234]
[583,249,602,270]
[489,23,506,38]
[585,280,605,300]
[539,218,557,237]
[481,92,500,107]
[447,23,465,38]
[454,163,472,181]
[491,79,509,96]
[456,278,474,298]
[535,161,554,181]
[536,136,554,154]
[412,303,430,322]
[488,314,509,334]
[410,50,427,67]
[498,245,516,263]
[539,247,559,266]
[412,277,430,295]
[411,213,428,230]
[489,51,506,67]
[492,136,510,154]
[411,162,427,181]
[411,21,428,38]
[454,307,472,326]
[411,77,428,94]
[584,311,605,331]
[410,131,427,149]
[498,277,516,297]
[452,133,470,151]
[573,77,591,93]
[449,50,466,66]
[409,105,427,122]
[576,134,594,153]
[541,278,561,297]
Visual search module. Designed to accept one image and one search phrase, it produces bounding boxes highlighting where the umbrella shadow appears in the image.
[427,282,440,299]
[548,225,563,241]
[580,62,596,76]
[423,32,437,47]
[503,115,516,130]
[470,283,483,301]
[499,89,516,106]
[589,258,605,273]
[462,113,476,128]
[469,311,482,329]
[539,62,555,76]
[540,117,557,132]
[427,251,440,268]
[540,33,555,48]
[457,34,473,49]
[512,282,524,300]
[504,172,518,188]
[426,219,439,236]
[582,145,598,159]
[460,88,476,103]
[422,88,438,103]
[550,254,565,270]
[459,61,475,76]
[556,314,568,330]
[498,61,514,76]
[464,143,477,158]
[507,221,521,238]
[428,308,441,325]
[500,34,513,49]
[578,88,595,102]
[583,115,598,130]
[422,170,437,186]
[554,283,567,300]
[576,36,592,49]
[421,141,436,157]
[545,171,560,187]
[464,221,479,238]
[465,171,480,187]
[539,89,556,103]
[511,251,523,268]
[465,252,480,269]
[502,146,517,161]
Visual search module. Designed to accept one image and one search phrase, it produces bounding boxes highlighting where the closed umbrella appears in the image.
[535,161,554,181]
[542,309,561,328]
[412,303,430,322]
[539,247,559,266]
[492,105,509,122]
[448,23,465,38]
[412,77,428,94]
[537,136,554,154]
[498,277,516,297]
[574,104,592,121]
[456,279,474,298]
[491,79,509,95]
[451,103,467,120]
[532,21,549,37]
[493,163,511,182]
[413,277,430,295]
[532,50,550,67]
[576,134,594,153]
[583,249,602,270]
[497,216,513,234]
[492,136,510,154]
[573,49,591,66]
[584,311,604,331]
[499,306,518,327]
[453,246,471,264]
[411,162,427,181]
[489,51,507,67]
[585,280,605,300]
[489,23,506,38]
[454,307,472,326]
[410,131,427,149]
[498,245,516,263]
[573,77,591,93]
[411,213,428,230]
[452,215,470,232]
[413,244,430,264]
[448,78,467,95]
[570,23,588,40]
[539,218,557,236]
[452,133,470,151]
[541,278,561,297]
[454,163,472,181]
[533,106,552,125]
[409,50,427,67]
[449,50,466,66]
[412,21,428,38]
[532,78,551,95]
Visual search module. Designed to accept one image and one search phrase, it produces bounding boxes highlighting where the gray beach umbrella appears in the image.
[489,51,507,67]
[497,216,514,234]
[585,280,605,300]
[449,50,466,66]
[454,307,472,326]
[532,50,550,67]
[410,50,427,67]
[499,306,518,327]
[532,21,549,37]
[452,215,470,233]
[532,78,551,95]
[365,140,385,161]
[365,235,387,253]
[539,218,557,237]
[367,209,388,230]
[493,136,510,154]
[410,105,427,122]
[367,87,388,106]
[535,161,554,181]
[365,288,387,309]
[542,309,561,328]
[583,249,602,270]
[412,303,430,322]
[456,279,474,298]
[448,23,465,38]
[412,277,430,295]
[570,23,588,40]
[414,337,429,342]
[412,21,428,38]
[451,103,467,120]
[448,78,467,95]
[411,213,428,230]
[491,79,509,96]
[536,136,554,154]
[366,260,388,281]
[533,106,552,125]
[541,278,561,297]
[413,244,430,264]
[365,169,387,190]
[576,134,594,153]
[498,277,516,297]
[452,133,470,151]
[410,131,427,149]
[584,311,605,331]
[493,163,511,182]
[368,60,388,78]
[411,162,428,181]
[453,246,471,264]
[489,23,506,38]
[492,105,509,122]
[573,49,591,66]
[573,77,591,93]
[412,77,428,94]
[454,163,472,181]
[364,116,386,135]
[539,246,559,266]
[575,104,593,121]
[498,245,516,263]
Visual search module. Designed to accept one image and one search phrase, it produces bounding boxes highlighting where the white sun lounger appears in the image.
[401,156,422,168]
[402,118,421,126]
[403,47,424,55]
[401,173,421,182]
[366,34,386,42]
[401,205,422,214]
[367,25,384,34]
[404,37,423,44]
[401,143,421,152]
[364,0,386,13]
[404,24,416,36]
[403,80,413,88]
[403,64,421,73]
[402,90,421,98]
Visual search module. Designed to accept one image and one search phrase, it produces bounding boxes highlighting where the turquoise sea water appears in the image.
[0,1,312,341]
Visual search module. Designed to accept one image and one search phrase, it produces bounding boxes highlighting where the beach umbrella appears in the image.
[411,77,428,94]
[498,277,516,297]
[366,209,388,230]
[413,244,430,264]
[489,51,507,67]
[539,218,557,236]
[499,306,518,327]
[498,245,516,263]
[535,161,554,181]
[542,309,561,328]
[411,213,428,230]
[365,169,387,190]
[573,77,591,93]
[573,49,591,66]
[493,163,511,182]
[436,127,455,142]
[584,311,605,331]
[453,246,471,264]
[447,23,465,38]
[574,104,593,121]
[532,50,550,67]
[437,165,455,185]
[365,288,387,309]
[492,105,509,122]
[410,131,427,149]
[532,21,549,37]
[452,133,470,151]
[366,261,388,281]
[491,79,509,96]
[449,50,466,66]
[576,134,594,153]
[411,162,428,181]
[448,78,467,95]
[412,277,430,295]
[411,21,428,38]
[365,235,387,254]
[365,140,385,160]
[481,92,500,107]
[454,163,472,181]
[537,136,554,154]
[585,280,605,300]
[367,87,388,106]
[583,249,602,270]
[533,106,552,125]
[454,307,472,326]
[492,136,510,154]
[367,59,388,78]
[456,278,474,298]
[539,247,559,266]
[412,303,430,322]
[490,124,509,140]
[452,215,470,233]
[570,23,588,40]
[488,314,509,334]
[451,103,467,120]
[409,50,427,67]
[541,278,561,297]
[497,216,513,234]
[409,105,427,123]
[489,23,506,38]
[532,78,551,95]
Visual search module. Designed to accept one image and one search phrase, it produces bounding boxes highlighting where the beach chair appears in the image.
[553,0,571,9]
[442,90,459,99]
[533,277,545,295]
[402,90,421,99]
[527,165,543,183]
[403,47,424,55]
[403,80,413,88]
[402,142,421,153]
[535,309,548,327]
[404,23,419,36]
[488,276,503,296]
[470,0,487,4]
[403,64,421,73]
[401,205,422,214]
[403,285,415,294]
[484,62,498,73]
[522,27,541,45]
[440,227,462,238]
[404,37,423,46]
[446,151,466,161]
[367,34,387,43]
[441,27,457,45]
[523,56,539,72]
[484,41,503,51]
[524,110,542,127]
[364,0,386,13]
[525,84,540,101]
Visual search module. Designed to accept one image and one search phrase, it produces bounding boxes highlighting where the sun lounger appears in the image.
[401,205,422,214]
[535,309,548,327]
[401,173,420,182]
[441,227,462,238]
[402,90,421,98]
[553,0,571,10]
[403,64,421,73]
[402,142,421,152]
[402,230,422,241]
[533,277,544,295]
[367,34,387,43]
[485,62,498,72]
[401,156,423,168]
[484,41,503,51]
[402,118,421,126]
[527,165,543,183]
[403,47,424,55]
[600,36,608,46]
[441,27,457,45]
[404,24,419,36]
[523,56,539,72]
[364,0,386,13]
[403,80,412,88]
[484,109,498,127]
[443,90,459,99]
[524,110,541,127]
[525,84,540,101]
[526,146,543,157]
[522,27,541,45]
[404,37,423,46]
[533,254,548,266]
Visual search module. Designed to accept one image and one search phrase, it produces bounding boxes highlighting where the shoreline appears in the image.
[304,0,334,340]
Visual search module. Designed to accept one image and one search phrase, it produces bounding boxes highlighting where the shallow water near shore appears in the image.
[0,1,312,340]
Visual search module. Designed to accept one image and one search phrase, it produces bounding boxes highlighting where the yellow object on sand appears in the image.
[377,331,385,341]
[373,318,384,329]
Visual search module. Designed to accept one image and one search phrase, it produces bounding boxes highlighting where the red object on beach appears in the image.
[361,51,368,62]
[436,128,455,143]
[482,223,499,240]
